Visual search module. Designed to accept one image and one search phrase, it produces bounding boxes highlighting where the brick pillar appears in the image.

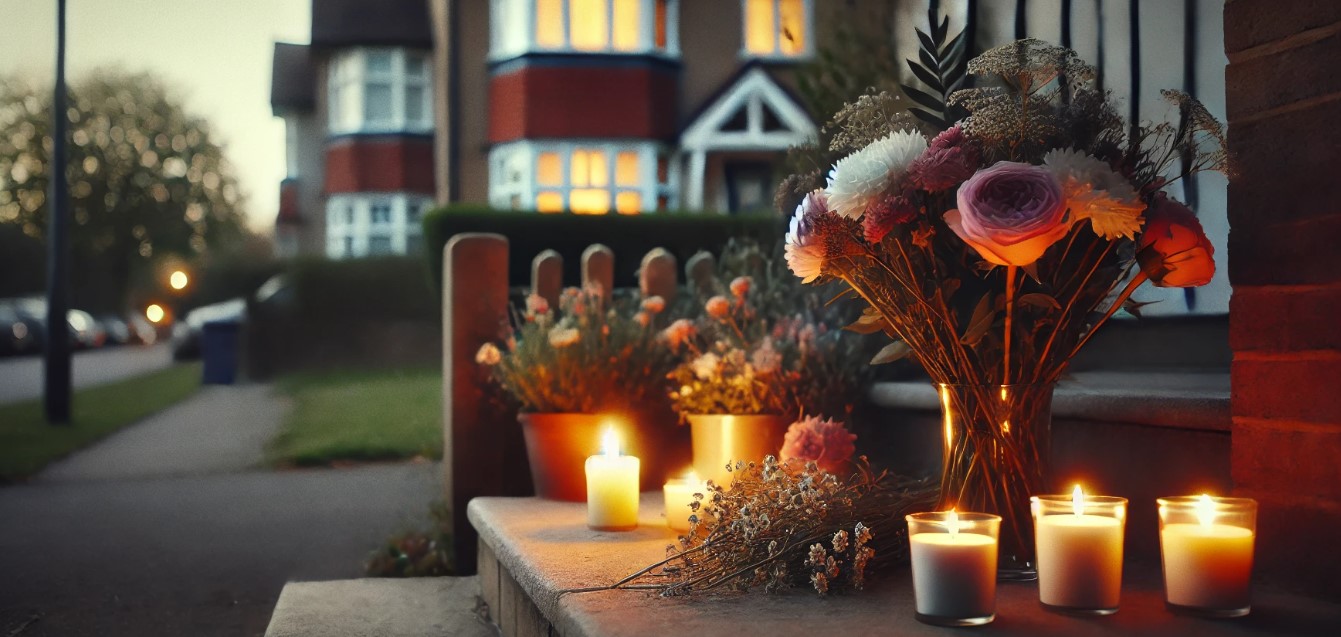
[1224,1,1341,598]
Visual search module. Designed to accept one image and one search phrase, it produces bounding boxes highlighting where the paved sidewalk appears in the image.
[36,384,288,483]
[0,343,174,405]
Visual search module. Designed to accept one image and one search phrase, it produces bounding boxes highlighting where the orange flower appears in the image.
[1137,196,1215,288]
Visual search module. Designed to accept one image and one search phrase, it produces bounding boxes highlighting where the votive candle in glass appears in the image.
[585,428,639,531]
[906,510,1001,627]
[1158,495,1256,618]
[662,472,706,532]
[1032,486,1127,615]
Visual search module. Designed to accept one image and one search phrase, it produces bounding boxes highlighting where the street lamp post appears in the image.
[43,0,71,425]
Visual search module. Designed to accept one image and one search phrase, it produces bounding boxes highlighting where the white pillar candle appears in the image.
[1033,486,1126,613]
[1158,495,1256,615]
[585,428,639,531]
[906,510,1000,626]
[662,473,705,532]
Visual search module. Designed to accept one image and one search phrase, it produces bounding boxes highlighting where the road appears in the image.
[0,343,174,405]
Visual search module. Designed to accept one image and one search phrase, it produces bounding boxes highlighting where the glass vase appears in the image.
[936,383,1054,580]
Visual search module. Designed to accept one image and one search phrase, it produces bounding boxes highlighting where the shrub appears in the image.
[421,205,785,289]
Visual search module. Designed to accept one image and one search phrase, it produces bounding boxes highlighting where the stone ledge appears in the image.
[870,371,1231,432]
[264,577,495,637]
[468,495,1341,637]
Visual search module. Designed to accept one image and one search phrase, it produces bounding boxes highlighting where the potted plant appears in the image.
[476,285,678,501]
[665,244,873,487]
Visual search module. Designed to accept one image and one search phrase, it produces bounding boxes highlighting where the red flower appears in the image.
[1137,195,1216,288]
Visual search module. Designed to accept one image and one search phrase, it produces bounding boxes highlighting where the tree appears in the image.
[0,69,248,311]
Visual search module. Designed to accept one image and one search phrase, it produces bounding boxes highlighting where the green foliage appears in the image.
[280,256,438,321]
[364,501,454,578]
[479,286,677,415]
[0,363,201,481]
[792,2,902,125]
[901,10,970,130]
[420,205,783,291]
[0,70,248,312]
[268,366,442,466]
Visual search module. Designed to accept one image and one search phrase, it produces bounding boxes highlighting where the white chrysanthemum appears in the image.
[785,194,826,283]
[825,130,928,219]
[1043,148,1146,240]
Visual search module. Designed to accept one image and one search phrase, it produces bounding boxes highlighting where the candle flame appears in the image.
[601,427,620,457]
[1196,493,1215,527]
[1072,484,1085,516]
[948,508,959,538]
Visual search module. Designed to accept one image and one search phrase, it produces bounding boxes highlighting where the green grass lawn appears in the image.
[268,367,442,466]
[0,362,202,482]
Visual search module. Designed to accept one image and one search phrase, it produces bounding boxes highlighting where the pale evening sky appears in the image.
[0,0,312,232]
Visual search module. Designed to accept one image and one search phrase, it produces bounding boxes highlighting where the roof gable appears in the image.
[680,66,817,151]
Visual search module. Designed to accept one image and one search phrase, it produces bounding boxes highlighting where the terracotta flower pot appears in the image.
[687,414,788,489]
[518,413,688,501]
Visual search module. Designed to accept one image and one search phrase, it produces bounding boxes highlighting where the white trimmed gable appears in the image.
[680,67,816,151]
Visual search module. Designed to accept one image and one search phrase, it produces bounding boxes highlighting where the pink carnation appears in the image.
[863,193,918,243]
[910,126,981,192]
[780,415,857,474]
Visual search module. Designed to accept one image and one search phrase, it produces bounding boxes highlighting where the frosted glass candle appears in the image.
[662,473,706,532]
[1158,495,1257,617]
[585,429,639,531]
[1032,489,1127,615]
[906,511,1001,627]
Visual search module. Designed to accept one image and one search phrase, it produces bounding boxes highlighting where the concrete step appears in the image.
[265,577,496,637]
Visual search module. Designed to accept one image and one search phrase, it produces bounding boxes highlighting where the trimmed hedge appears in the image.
[421,205,786,289]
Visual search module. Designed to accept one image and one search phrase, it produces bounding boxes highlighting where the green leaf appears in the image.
[870,340,912,365]
[1018,293,1061,311]
[961,294,995,346]
[907,60,945,93]
[909,107,947,128]
[901,84,944,111]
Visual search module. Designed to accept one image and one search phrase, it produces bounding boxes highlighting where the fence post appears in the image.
[685,250,717,296]
[639,247,679,304]
[443,233,511,574]
[531,249,563,309]
[581,243,615,300]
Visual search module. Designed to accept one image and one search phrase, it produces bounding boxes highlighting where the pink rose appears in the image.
[910,126,981,192]
[705,295,730,319]
[946,162,1070,266]
[1137,195,1215,287]
[780,416,857,474]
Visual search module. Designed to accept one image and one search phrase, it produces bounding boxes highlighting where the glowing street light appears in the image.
[146,304,166,324]
[169,270,189,290]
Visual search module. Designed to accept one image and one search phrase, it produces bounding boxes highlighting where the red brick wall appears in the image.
[324,136,436,195]
[488,63,678,144]
[1224,0,1341,599]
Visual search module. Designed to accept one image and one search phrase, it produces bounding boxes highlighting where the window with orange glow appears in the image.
[615,152,640,187]
[497,0,676,56]
[537,152,563,186]
[654,0,668,48]
[570,0,608,50]
[536,0,565,47]
[612,0,640,51]
[743,0,809,58]
[616,192,642,214]
[488,143,664,215]
[537,192,565,213]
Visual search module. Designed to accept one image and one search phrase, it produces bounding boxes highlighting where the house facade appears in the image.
[272,0,1231,316]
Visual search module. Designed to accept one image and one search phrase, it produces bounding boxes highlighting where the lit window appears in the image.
[537,191,564,213]
[743,0,809,58]
[491,0,677,57]
[616,192,642,214]
[615,152,639,187]
[537,152,563,186]
[488,143,664,215]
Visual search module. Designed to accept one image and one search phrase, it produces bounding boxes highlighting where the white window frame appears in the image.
[739,0,814,61]
[489,0,681,60]
[325,193,432,259]
[488,140,676,214]
[327,48,434,136]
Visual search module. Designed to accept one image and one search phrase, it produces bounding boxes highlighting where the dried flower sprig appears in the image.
[563,457,935,598]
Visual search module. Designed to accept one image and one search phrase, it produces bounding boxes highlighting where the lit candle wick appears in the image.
[1196,493,1215,527]
[948,508,959,538]
[1072,484,1085,517]
[601,427,620,457]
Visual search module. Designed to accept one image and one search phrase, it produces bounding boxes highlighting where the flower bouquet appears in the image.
[780,39,1229,572]
[476,285,679,500]
[663,243,872,486]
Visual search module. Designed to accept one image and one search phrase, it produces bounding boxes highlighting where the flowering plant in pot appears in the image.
[778,38,1229,575]
[476,285,678,501]
[664,243,872,487]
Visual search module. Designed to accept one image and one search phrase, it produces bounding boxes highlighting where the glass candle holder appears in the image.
[1031,490,1127,615]
[1157,495,1257,618]
[906,511,1001,627]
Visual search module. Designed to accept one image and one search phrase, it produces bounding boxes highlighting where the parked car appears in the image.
[67,309,107,349]
[171,298,246,360]
[0,301,40,355]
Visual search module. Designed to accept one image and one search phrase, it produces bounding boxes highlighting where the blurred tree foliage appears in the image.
[0,69,248,311]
